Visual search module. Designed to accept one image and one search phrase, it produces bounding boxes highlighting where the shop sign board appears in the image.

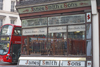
[19,60,39,66]
[60,61,85,67]
[40,60,59,66]
[22,28,47,35]
[49,26,66,33]
[68,25,85,32]
[19,60,85,67]
[18,1,91,14]
[48,25,85,33]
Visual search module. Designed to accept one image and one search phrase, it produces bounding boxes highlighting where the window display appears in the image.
[68,25,86,55]
[48,33,67,55]
[21,14,92,56]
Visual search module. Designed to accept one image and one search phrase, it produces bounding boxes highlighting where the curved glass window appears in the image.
[0,25,13,35]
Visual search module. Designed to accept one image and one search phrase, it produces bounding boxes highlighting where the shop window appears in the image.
[48,33,67,55]
[48,26,67,55]
[86,24,91,39]
[86,40,92,56]
[68,25,86,55]
[22,35,47,55]
[22,18,47,28]
[48,14,85,26]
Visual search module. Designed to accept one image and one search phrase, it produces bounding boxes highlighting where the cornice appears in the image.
[0,10,19,15]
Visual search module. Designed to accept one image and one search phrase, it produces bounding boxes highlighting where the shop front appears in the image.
[16,0,93,67]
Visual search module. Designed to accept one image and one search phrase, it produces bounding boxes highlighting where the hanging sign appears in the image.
[18,1,91,14]
[86,13,91,22]
[22,28,47,35]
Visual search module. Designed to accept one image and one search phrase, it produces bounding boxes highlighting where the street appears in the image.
[0,62,17,67]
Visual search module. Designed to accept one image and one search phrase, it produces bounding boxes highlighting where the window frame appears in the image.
[21,13,92,57]
[0,0,3,10]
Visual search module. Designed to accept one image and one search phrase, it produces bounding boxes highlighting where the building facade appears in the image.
[0,0,21,26]
[16,0,99,67]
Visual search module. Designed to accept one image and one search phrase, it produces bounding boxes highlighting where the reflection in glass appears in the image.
[86,24,91,39]
[48,16,60,25]
[48,32,67,55]
[0,25,13,35]
[87,40,92,56]
[48,14,85,26]
[22,18,47,28]
[0,43,9,55]
[68,25,85,40]
[68,25,86,55]
[23,35,48,55]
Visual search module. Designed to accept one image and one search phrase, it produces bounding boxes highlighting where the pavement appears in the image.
[0,62,17,67]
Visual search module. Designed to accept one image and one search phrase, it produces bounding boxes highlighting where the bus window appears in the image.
[0,25,13,35]
[0,43,9,55]
[14,27,21,36]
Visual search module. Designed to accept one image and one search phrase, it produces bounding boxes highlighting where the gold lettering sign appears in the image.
[18,1,91,14]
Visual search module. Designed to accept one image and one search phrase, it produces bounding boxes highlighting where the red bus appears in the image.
[0,24,21,63]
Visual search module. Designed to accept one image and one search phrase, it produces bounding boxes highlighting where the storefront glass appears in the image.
[21,13,92,56]
[68,25,86,55]
[48,14,85,26]
[86,24,91,39]
[48,26,67,55]
[86,40,92,56]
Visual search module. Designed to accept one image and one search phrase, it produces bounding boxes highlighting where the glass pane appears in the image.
[68,25,85,40]
[48,26,67,55]
[22,17,47,28]
[87,40,92,56]
[22,36,28,55]
[0,42,9,55]
[68,25,86,55]
[48,14,85,26]
[48,33,67,55]
[30,35,47,55]
[14,27,21,36]
[22,35,48,55]
[86,24,91,39]
[0,25,13,35]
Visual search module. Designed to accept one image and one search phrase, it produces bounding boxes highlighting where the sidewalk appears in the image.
[0,62,17,67]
